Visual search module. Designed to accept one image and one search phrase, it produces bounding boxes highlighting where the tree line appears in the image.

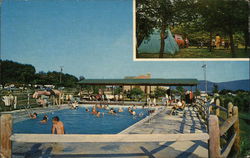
[136,0,249,57]
[0,60,79,88]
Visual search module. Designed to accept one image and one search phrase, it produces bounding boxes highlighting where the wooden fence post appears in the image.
[0,114,12,158]
[209,106,213,114]
[209,115,220,158]
[227,102,233,118]
[233,106,240,156]
[59,93,61,105]
[215,99,220,117]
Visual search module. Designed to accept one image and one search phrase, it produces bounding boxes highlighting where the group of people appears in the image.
[29,112,65,134]
[84,104,140,117]
[169,99,186,115]
[86,106,103,117]
[28,103,146,135]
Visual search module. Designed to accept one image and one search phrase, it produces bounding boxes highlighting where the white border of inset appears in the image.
[132,0,249,61]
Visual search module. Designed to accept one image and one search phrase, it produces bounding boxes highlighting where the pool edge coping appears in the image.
[119,106,165,134]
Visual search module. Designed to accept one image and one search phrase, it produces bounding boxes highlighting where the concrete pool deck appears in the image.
[10,105,209,158]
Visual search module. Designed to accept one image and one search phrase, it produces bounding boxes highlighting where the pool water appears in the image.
[14,107,149,134]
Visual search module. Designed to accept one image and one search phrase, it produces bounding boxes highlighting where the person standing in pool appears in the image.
[40,115,48,123]
[30,112,38,119]
[52,116,65,134]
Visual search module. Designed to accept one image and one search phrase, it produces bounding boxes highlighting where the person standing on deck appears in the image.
[215,34,221,48]
[52,116,65,134]
[189,91,194,104]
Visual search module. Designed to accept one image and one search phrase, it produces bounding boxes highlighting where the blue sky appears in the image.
[1,0,249,83]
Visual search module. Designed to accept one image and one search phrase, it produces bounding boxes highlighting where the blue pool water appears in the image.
[14,107,149,134]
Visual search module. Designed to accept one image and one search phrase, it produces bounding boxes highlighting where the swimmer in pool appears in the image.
[108,108,117,114]
[51,116,65,134]
[85,108,89,112]
[118,107,123,112]
[139,112,144,117]
[40,115,48,123]
[132,105,136,109]
[30,112,38,119]
[96,111,101,117]
[96,104,101,109]
[129,110,136,115]
[92,107,97,115]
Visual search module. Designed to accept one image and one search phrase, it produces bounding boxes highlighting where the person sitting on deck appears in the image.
[52,116,65,134]
[170,99,186,115]
[30,112,38,119]
[40,115,48,123]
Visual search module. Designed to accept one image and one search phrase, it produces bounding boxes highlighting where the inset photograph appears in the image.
[135,0,249,59]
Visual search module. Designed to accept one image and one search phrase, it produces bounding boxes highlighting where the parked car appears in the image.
[174,34,185,48]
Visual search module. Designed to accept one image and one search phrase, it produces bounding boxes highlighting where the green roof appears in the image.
[78,78,198,86]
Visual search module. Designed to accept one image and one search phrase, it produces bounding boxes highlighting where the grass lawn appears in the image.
[239,112,250,157]
[137,47,250,58]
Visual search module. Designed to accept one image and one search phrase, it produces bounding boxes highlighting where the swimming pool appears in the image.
[14,107,149,134]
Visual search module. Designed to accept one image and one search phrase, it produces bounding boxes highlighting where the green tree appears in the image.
[176,86,184,94]
[114,86,123,100]
[130,87,144,101]
[212,84,219,94]
[194,88,201,96]
[1,60,36,86]
[154,87,166,98]
[79,76,85,81]
[197,0,249,56]
[154,0,174,58]
[136,0,156,49]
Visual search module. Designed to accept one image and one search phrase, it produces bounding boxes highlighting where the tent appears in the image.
[138,29,179,54]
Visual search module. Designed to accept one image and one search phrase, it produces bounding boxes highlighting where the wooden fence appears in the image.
[195,98,240,158]
[0,113,209,158]
[0,97,240,158]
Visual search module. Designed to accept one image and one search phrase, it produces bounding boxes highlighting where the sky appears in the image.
[1,0,249,83]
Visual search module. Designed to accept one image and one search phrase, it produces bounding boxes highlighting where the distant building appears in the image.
[123,73,166,94]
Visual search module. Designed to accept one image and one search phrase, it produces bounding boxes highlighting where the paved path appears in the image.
[122,107,207,134]
[12,106,209,158]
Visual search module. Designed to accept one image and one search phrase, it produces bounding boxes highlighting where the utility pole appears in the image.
[202,63,207,93]
[59,66,63,84]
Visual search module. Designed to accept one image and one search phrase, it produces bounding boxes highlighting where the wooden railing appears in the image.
[195,98,240,158]
[0,114,209,158]
[0,97,240,158]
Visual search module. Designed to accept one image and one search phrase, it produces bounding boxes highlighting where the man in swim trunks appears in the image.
[52,116,65,134]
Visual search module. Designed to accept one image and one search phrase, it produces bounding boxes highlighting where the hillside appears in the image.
[198,79,250,91]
